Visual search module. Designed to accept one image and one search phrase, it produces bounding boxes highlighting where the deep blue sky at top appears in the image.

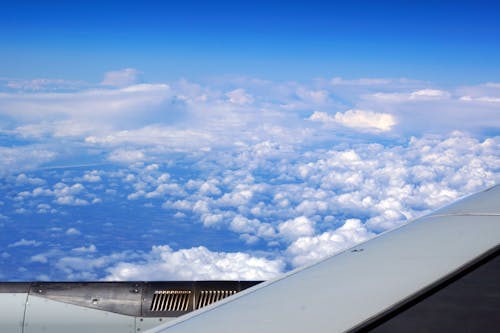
[1,0,499,84]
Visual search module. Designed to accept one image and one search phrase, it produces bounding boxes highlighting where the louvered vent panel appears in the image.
[196,290,237,309]
[150,290,191,312]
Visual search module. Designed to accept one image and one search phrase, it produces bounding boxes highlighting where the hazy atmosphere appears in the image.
[1,1,499,281]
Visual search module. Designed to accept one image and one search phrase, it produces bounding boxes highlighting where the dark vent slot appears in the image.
[196,290,237,309]
[150,290,191,312]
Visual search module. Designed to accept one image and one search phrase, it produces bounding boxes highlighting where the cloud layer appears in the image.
[0,72,499,281]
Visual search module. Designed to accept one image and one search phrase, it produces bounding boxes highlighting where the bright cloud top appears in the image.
[309,109,396,132]
[104,246,285,281]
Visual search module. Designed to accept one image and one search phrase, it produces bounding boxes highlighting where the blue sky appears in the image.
[0,1,499,281]
[2,1,500,83]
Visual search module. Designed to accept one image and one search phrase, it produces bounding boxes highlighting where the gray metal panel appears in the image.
[24,295,136,333]
[0,282,31,293]
[146,186,500,333]
[29,282,143,316]
[136,318,176,332]
[0,293,27,333]
[0,281,262,318]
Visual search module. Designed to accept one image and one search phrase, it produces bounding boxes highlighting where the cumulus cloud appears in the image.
[310,109,396,132]
[229,215,276,243]
[37,203,55,214]
[411,89,448,98]
[1,130,498,280]
[188,133,494,245]
[15,173,45,185]
[30,254,49,263]
[104,245,284,281]
[128,183,184,200]
[287,219,375,267]
[82,170,102,183]
[53,183,90,206]
[65,228,81,236]
[14,181,98,207]
[107,149,146,163]
[226,88,253,105]
[72,244,97,253]
[278,216,315,241]
[217,185,255,207]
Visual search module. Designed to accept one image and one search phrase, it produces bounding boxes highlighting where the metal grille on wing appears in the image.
[150,290,191,312]
[196,290,237,309]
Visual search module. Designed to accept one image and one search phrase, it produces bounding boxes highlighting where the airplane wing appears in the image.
[145,184,500,333]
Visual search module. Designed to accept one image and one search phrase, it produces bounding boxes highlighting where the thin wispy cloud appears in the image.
[101,68,142,87]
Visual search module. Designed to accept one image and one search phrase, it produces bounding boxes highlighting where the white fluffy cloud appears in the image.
[14,181,101,208]
[65,228,81,236]
[156,131,497,254]
[310,109,396,132]
[81,170,102,183]
[104,245,284,281]
[107,149,146,163]
[15,173,45,185]
[278,216,315,241]
[72,244,97,253]
[287,219,375,267]
[229,215,276,243]
[226,88,254,105]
